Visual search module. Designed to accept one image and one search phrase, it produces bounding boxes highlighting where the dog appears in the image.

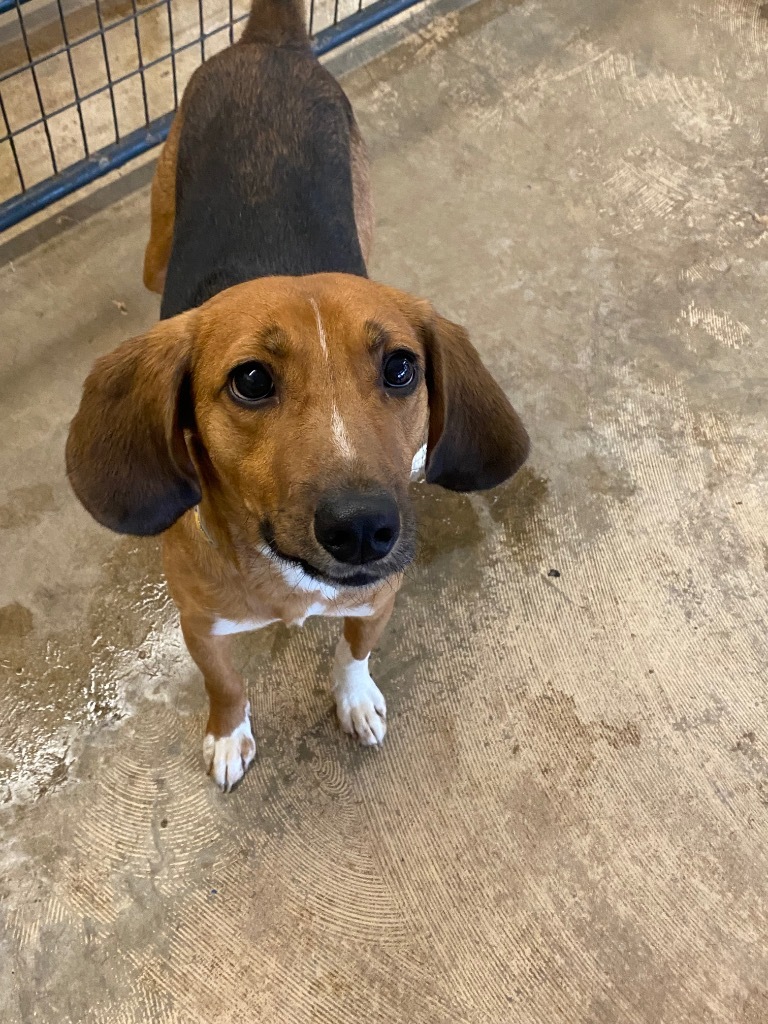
[65,0,529,791]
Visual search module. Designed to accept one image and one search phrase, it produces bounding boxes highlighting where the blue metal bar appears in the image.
[14,0,59,174]
[167,0,178,110]
[0,0,426,234]
[0,90,24,190]
[313,0,424,56]
[0,0,34,13]
[55,0,90,156]
[94,0,121,144]
[197,0,205,61]
[0,112,173,233]
[130,0,151,125]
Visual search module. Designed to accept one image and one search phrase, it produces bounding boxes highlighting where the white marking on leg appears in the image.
[331,404,355,460]
[203,702,256,792]
[309,298,329,358]
[332,637,386,746]
[210,617,274,636]
[410,442,427,481]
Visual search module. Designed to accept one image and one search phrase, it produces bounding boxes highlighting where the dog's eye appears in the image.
[383,351,417,390]
[228,362,275,404]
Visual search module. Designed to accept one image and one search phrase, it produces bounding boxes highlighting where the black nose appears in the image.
[314,489,400,565]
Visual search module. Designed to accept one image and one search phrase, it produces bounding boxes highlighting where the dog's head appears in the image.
[66,274,529,588]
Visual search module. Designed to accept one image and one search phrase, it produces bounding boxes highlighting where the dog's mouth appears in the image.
[260,523,390,590]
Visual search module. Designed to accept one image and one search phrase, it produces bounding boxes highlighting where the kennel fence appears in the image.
[0,0,421,232]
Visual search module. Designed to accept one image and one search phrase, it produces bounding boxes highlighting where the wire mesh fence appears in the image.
[0,0,420,231]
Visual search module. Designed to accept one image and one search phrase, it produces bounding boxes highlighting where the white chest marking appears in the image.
[331,404,355,460]
[210,617,274,637]
[310,298,329,358]
[290,602,375,627]
[257,544,342,598]
[255,548,379,614]
[293,601,327,625]
[410,443,427,481]
[337,603,375,618]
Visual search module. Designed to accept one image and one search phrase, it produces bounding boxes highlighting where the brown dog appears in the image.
[66,0,529,790]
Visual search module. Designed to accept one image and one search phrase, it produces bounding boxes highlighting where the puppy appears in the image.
[66,0,529,790]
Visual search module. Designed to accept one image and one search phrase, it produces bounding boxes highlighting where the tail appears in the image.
[240,0,309,47]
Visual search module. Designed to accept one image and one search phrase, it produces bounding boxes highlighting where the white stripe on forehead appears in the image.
[308,297,355,461]
[332,404,355,460]
[309,298,329,359]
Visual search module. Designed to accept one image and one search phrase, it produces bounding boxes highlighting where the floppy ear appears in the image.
[420,308,529,491]
[65,311,201,535]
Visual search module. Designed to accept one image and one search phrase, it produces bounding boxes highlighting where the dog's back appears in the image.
[160,0,367,318]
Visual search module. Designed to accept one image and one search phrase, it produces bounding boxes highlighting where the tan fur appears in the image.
[343,593,396,661]
[143,109,183,294]
[180,615,249,740]
[350,121,374,266]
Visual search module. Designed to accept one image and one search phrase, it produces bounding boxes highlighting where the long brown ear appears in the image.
[422,309,529,491]
[65,312,200,535]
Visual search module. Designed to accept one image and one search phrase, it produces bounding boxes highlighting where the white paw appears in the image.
[333,639,387,746]
[203,703,256,792]
[336,683,387,745]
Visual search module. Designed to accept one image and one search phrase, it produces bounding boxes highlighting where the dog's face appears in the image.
[66,274,529,587]
[192,276,429,587]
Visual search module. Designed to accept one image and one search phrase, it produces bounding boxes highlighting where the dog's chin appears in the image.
[298,560,383,589]
[261,524,407,590]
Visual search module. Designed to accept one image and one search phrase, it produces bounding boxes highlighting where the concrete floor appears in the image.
[2,0,768,1020]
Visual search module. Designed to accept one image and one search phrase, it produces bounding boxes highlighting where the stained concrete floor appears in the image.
[2,0,768,1020]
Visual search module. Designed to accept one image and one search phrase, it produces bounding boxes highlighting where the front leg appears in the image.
[333,595,396,746]
[180,616,256,792]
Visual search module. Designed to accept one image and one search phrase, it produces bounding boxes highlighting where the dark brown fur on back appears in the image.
[161,20,365,319]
